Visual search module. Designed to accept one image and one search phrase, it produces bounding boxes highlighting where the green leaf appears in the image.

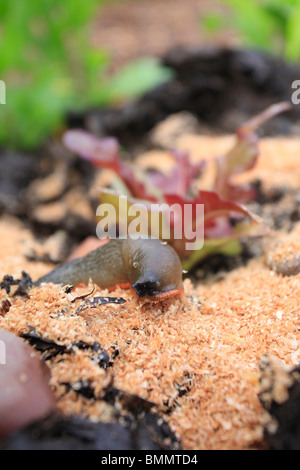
[201,12,226,35]
[228,0,279,50]
[0,0,111,149]
[105,57,174,103]
[182,238,242,271]
[284,2,300,62]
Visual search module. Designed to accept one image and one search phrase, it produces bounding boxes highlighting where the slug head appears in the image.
[131,279,161,298]
[121,238,183,300]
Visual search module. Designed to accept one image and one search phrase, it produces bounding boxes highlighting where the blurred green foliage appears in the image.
[0,0,172,150]
[105,57,173,102]
[201,0,300,64]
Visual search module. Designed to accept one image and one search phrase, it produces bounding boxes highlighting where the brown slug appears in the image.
[35,238,183,301]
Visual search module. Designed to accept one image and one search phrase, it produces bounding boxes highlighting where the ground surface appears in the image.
[1,134,300,450]
[92,0,235,71]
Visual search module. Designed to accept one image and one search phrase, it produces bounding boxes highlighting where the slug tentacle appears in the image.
[35,238,183,301]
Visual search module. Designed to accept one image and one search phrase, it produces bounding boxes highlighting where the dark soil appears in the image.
[67,47,300,151]
[2,411,181,450]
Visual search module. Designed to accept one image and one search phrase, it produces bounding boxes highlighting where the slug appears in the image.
[34,238,183,301]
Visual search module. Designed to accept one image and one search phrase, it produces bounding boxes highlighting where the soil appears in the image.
[67,46,300,155]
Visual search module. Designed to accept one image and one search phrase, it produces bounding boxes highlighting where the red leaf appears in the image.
[165,190,253,221]
[164,190,255,242]
[63,129,159,200]
[63,130,205,201]
[63,129,120,171]
[147,149,205,197]
[214,101,292,202]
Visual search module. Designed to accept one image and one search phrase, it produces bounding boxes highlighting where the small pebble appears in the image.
[266,228,300,276]
[267,250,300,276]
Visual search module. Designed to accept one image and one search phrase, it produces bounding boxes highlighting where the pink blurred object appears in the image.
[0,329,57,440]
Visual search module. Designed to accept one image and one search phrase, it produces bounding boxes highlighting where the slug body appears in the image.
[35,238,183,301]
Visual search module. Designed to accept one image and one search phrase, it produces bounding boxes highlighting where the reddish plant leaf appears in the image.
[163,190,256,250]
[63,129,159,200]
[147,149,205,198]
[215,101,292,202]
[215,132,258,202]
[63,130,205,201]
[165,190,253,223]
[63,129,120,171]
